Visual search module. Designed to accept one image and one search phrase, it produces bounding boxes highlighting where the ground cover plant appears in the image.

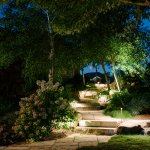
[78,135,150,150]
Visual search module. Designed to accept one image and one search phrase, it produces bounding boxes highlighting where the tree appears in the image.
[77,5,132,91]
[104,38,133,91]
[1,0,150,6]
[0,1,88,90]
[0,0,149,91]
[54,35,82,81]
[0,1,51,92]
[103,34,147,91]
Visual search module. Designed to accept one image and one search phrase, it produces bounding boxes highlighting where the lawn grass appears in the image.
[78,135,150,150]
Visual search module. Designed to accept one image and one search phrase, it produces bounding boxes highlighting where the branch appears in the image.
[118,0,150,6]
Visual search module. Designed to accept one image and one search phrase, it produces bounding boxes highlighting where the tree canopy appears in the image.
[0,0,150,93]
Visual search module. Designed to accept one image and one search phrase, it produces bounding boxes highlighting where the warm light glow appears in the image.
[79,90,97,99]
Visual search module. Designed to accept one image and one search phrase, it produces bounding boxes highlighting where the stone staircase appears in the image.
[73,89,121,135]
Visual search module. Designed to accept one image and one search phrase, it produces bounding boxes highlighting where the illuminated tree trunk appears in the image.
[101,62,110,91]
[49,35,54,80]
[112,62,121,92]
[81,68,85,85]
[96,65,98,76]
[45,10,55,82]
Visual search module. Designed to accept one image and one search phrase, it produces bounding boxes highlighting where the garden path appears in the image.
[0,134,112,150]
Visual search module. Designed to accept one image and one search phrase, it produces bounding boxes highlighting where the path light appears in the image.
[121,108,123,122]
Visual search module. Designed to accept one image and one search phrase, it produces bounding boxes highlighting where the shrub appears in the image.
[61,84,74,101]
[105,89,150,116]
[14,75,77,141]
[105,89,132,112]
[127,93,150,115]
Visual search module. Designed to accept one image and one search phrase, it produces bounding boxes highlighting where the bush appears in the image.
[128,93,150,115]
[105,89,132,112]
[105,89,150,116]
[61,84,74,101]
[14,75,77,141]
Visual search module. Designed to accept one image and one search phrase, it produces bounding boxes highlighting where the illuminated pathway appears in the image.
[0,134,112,150]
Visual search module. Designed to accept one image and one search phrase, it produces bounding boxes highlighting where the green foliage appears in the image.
[105,37,147,76]
[0,29,18,69]
[100,90,109,95]
[14,77,77,141]
[61,84,74,101]
[34,0,118,34]
[105,89,132,111]
[128,93,150,115]
[78,5,131,65]
[23,57,50,92]
[105,89,150,115]
[0,1,149,114]
[0,50,15,69]
[0,2,51,92]
[105,110,132,118]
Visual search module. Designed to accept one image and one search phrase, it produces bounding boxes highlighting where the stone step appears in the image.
[79,98,99,104]
[79,120,120,128]
[72,102,101,111]
[78,110,104,113]
[76,126,117,135]
[76,106,101,111]
[78,112,113,120]
[79,90,98,99]
[75,102,100,107]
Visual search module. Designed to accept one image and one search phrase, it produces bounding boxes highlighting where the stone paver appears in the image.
[29,140,55,146]
[79,142,98,147]
[81,114,94,120]
[74,135,98,142]
[53,142,78,146]
[5,147,30,150]
[0,147,6,150]
[51,146,78,150]
[97,135,112,143]
[1,134,112,150]
[55,138,74,143]
[30,146,50,150]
